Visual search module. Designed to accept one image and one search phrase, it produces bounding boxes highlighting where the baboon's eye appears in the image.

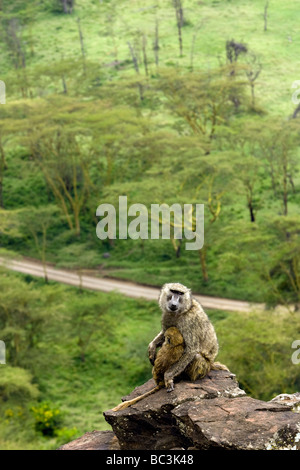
[167,337,171,344]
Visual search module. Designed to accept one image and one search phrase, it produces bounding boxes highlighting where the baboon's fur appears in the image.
[112,283,227,412]
[112,327,184,411]
[148,282,228,387]
[152,326,185,386]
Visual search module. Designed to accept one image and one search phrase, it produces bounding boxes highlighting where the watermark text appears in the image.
[96,196,204,250]
[0,81,5,104]
[291,340,300,365]
[0,340,5,364]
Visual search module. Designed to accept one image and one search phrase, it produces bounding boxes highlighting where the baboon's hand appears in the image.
[165,377,174,393]
[148,343,156,365]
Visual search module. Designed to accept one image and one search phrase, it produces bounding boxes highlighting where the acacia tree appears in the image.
[256,120,299,217]
[0,1,39,97]
[31,57,77,96]
[192,167,228,282]
[29,130,93,237]
[1,17,28,97]
[245,52,262,108]
[157,68,247,152]
[62,0,74,14]
[261,216,300,309]
[0,275,47,366]
[0,106,26,209]
[77,17,86,74]
[173,0,184,56]
[226,39,248,72]
[264,1,269,31]
[0,132,7,208]
[17,98,92,236]
[67,295,107,363]
[19,205,59,283]
[235,155,262,223]
[169,162,227,282]
[125,133,231,282]
[19,95,152,241]
[153,18,160,68]
[46,0,74,13]
[221,124,264,222]
[127,39,145,102]
[0,208,21,241]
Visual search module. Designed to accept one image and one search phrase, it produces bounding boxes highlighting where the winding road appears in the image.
[0,256,265,313]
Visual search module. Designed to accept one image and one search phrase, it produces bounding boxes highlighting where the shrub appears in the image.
[216,310,300,400]
[31,402,62,436]
[0,367,39,401]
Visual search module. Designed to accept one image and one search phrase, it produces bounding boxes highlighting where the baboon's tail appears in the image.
[211,361,229,371]
[112,385,160,412]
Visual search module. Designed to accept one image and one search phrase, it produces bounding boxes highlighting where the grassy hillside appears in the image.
[2,0,299,114]
[0,0,299,305]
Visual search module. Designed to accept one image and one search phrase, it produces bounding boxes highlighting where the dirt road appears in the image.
[0,256,265,313]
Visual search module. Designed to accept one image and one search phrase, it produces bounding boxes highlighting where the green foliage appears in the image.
[0,0,298,301]
[66,293,108,362]
[42,0,65,14]
[54,426,78,444]
[156,67,248,144]
[0,209,21,238]
[0,366,39,401]
[216,310,300,400]
[262,216,300,306]
[31,402,62,436]
[0,273,51,365]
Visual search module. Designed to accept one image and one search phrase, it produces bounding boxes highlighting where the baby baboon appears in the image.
[152,326,185,391]
[112,327,185,412]
[148,282,227,392]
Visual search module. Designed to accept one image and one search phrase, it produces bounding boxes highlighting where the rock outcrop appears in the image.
[58,430,120,450]
[59,370,300,450]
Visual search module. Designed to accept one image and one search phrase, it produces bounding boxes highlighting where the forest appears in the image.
[0,0,299,449]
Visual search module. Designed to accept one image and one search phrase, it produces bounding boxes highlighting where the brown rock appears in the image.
[270,392,300,412]
[103,370,300,450]
[173,396,300,450]
[58,430,120,450]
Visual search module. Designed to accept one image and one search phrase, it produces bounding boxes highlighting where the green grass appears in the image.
[1,0,299,116]
[1,0,299,304]
[0,269,161,449]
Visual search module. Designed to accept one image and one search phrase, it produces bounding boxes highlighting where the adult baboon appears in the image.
[112,283,227,412]
[148,282,227,392]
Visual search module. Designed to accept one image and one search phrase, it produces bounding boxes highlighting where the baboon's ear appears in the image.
[158,283,170,302]
[181,285,191,296]
[158,284,166,302]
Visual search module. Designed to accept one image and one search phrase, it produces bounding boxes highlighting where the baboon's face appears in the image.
[166,289,185,313]
[159,283,192,315]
